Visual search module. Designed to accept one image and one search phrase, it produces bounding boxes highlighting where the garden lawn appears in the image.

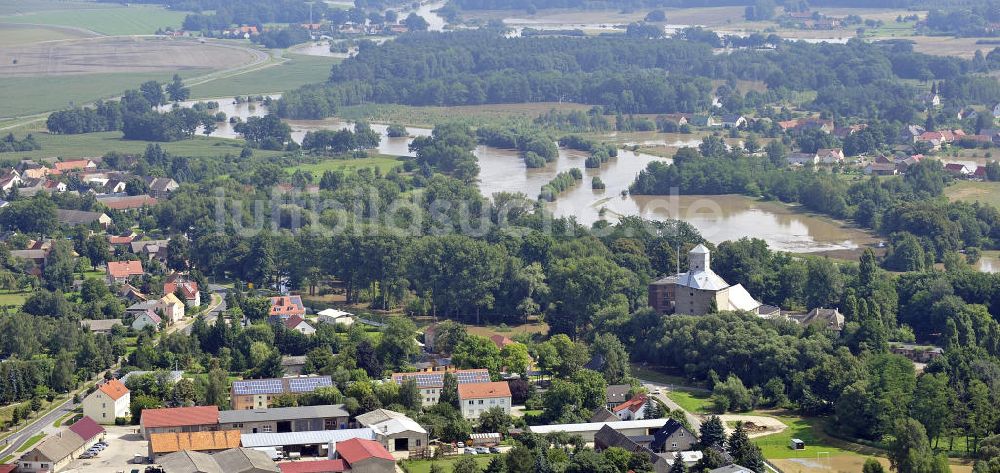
[403,454,498,473]
[945,180,1000,209]
[189,54,341,99]
[0,5,186,35]
[0,290,28,308]
[751,413,869,459]
[292,155,408,176]
[666,390,713,414]
[16,433,46,452]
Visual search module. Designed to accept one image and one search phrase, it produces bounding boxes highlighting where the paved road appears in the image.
[0,394,78,460]
[640,379,704,433]
[181,292,227,335]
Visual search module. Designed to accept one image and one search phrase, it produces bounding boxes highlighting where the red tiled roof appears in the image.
[107,260,143,279]
[109,235,135,245]
[0,464,17,473]
[68,416,105,441]
[458,381,511,400]
[164,281,198,299]
[98,379,129,401]
[336,438,394,464]
[269,295,305,317]
[141,406,219,429]
[283,314,310,330]
[54,160,92,172]
[279,459,349,473]
[489,334,514,349]
[613,394,648,413]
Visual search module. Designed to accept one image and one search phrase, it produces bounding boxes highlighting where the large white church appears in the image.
[648,244,778,317]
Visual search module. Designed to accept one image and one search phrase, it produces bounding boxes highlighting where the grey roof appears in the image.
[607,385,631,403]
[590,407,619,423]
[213,447,280,473]
[595,425,649,454]
[120,370,184,384]
[146,177,179,193]
[710,465,754,473]
[160,450,222,473]
[31,430,87,463]
[355,408,407,427]
[57,209,107,225]
[80,319,123,332]
[160,448,279,473]
[240,428,376,448]
[676,268,729,291]
[10,249,46,260]
[219,405,349,424]
[801,308,845,331]
[127,300,159,311]
[130,239,169,253]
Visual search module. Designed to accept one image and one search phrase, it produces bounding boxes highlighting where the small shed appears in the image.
[790,438,805,450]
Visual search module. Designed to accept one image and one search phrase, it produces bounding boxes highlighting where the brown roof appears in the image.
[98,194,158,210]
[141,405,219,429]
[149,430,241,454]
[54,160,92,172]
[107,260,143,279]
[458,381,511,400]
[98,379,129,401]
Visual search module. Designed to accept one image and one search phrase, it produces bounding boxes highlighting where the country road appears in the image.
[640,378,705,433]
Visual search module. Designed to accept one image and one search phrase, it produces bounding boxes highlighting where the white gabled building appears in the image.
[82,379,130,424]
[458,381,512,420]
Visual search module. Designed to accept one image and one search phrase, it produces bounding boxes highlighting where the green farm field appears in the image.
[0,72,196,118]
[189,54,341,99]
[293,154,409,176]
[403,455,498,473]
[8,130,285,160]
[0,23,94,45]
[0,5,186,36]
[0,0,114,16]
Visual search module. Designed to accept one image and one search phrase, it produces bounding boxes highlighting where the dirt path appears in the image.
[717,414,788,439]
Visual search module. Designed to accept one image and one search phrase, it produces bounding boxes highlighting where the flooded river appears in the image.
[169,97,874,253]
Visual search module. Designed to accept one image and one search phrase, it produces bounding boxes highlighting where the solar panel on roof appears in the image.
[233,378,284,395]
[288,377,332,393]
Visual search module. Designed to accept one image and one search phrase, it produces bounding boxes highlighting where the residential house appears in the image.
[900,124,926,143]
[282,315,316,335]
[651,418,697,453]
[606,385,632,410]
[924,93,941,108]
[0,169,22,191]
[613,394,649,421]
[230,376,334,410]
[103,178,126,194]
[282,355,308,375]
[158,293,185,322]
[816,148,845,164]
[218,405,349,435]
[833,124,867,139]
[82,379,130,424]
[791,307,845,336]
[269,295,306,321]
[131,309,162,331]
[890,343,944,363]
[591,407,619,423]
[531,418,678,443]
[390,369,491,406]
[17,417,104,473]
[159,448,279,473]
[355,409,429,452]
[140,405,220,440]
[148,430,241,460]
[489,334,514,350]
[80,319,123,334]
[130,239,169,263]
[594,425,669,473]
[944,163,974,176]
[164,274,201,307]
[106,260,143,284]
[146,177,179,199]
[660,114,689,127]
[786,152,818,166]
[458,381,511,420]
[56,209,111,228]
[10,248,49,273]
[721,114,746,129]
[864,162,898,176]
[993,102,1000,119]
[689,114,720,128]
[109,233,136,249]
[317,308,354,327]
[19,178,64,197]
[97,194,158,211]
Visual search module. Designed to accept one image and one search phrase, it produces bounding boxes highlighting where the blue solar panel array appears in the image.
[288,376,333,393]
[232,376,333,395]
[393,370,490,388]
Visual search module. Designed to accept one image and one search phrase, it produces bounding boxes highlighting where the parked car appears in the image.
[79,452,94,459]
[465,447,477,455]
[456,442,465,448]
[476,447,489,454]
[489,446,501,454]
